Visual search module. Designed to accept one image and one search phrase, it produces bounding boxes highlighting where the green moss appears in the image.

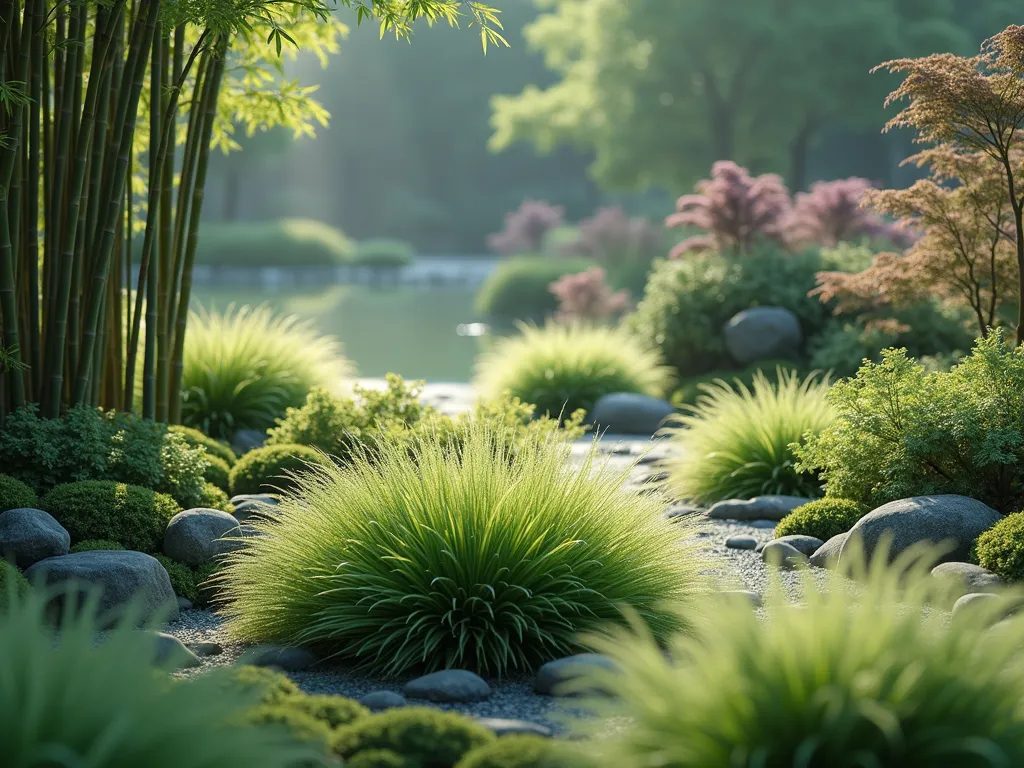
[244,704,333,750]
[69,539,127,553]
[333,708,495,767]
[154,554,199,603]
[228,444,324,497]
[41,481,181,553]
[775,498,868,542]
[0,474,38,513]
[223,665,301,706]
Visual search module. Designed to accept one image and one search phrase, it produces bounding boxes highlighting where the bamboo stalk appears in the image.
[26,0,42,395]
[140,25,164,419]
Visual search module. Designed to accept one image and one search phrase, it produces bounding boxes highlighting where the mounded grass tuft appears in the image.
[181,304,353,440]
[218,422,705,677]
[580,544,1024,767]
[474,322,672,419]
[661,369,835,505]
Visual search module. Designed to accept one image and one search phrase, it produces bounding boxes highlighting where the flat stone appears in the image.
[749,520,779,529]
[533,654,617,697]
[476,718,553,738]
[706,496,811,522]
[931,562,1003,597]
[720,590,762,608]
[358,691,407,712]
[725,535,757,550]
[187,641,224,657]
[403,670,491,703]
[0,508,70,568]
[144,631,201,670]
[589,393,676,436]
[229,494,279,507]
[664,504,698,521]
[952,592,1003,622]
[774,535,824,556]
[163,508,243,567]
[240,645,318,671]
[810,533,848,569]
[761,541,809,570]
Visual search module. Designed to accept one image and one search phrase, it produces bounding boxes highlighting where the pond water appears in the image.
[190,285,485,382]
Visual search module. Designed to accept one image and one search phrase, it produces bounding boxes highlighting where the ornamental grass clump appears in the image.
[580,544,1024,767]
[181,305,353,440]
[218,422,704,677]
[474,322,672,419]
[662,369,835,505]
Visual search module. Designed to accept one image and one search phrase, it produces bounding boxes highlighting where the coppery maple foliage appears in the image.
[548,267,632,323]
[665,161,792,258]
[786,178,916,249]
[487,199,566,256]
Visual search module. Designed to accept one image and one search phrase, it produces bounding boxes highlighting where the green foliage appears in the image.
[150,431,209,509]
[352,239,415,269]
[333,708,495,767]
[181,305,353,440]
[41,481,182,553]
[188,219,355,267]
[204,454,233,491]
[796,331,1024,511]
[219,421,704,677]
[243,705,333,751]
[973,512,1024,582]
[286,694,369,729]
[455,735,593,768]
[475,322,672,419]
[474,255,595,324]
[195,562,227,608]
[0,560,30,613]
[154,555,200,603]
[168,425,238,466]
[200,482,235,514]
[775,498,868,541]
[347,750,409,768]
[582,546,1024,767]
[663,370,835,505]
[228,444,325,497]
[671,360,805,408]
[0,474,38,512]
[628,248,827,377]
[221,665,302,706]
[0,589,322,767]
[70,539,127,553]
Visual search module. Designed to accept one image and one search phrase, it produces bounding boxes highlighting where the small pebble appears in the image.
[725,535,757,551]
[358,691,407,711]
[403,670,491,703]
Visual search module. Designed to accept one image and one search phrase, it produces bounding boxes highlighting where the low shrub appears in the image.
[775,498,867,541]
[203,454,232,491]
[219,422,704,676]
[475,323,671,419]
[168,424,237,465]
[456,735,594,768]
[347,750,408,768]
[671,359,805,408]
[228,444,324,497]
[154,554,199,602]
[974,513,1024,582]
[41,481,181,553]
[0,560,30,612]
[244,705,333,751]
[200,482,235,513]
[333,708,494,767]
[221,665,301,705]
[190,218,355,267]
[287,694,369,729]
[662,370,835,505]
[0,474,38,512]
[796,331,1024,511]
[181,305,353,440]
[0,589,323,767]
[70,539,127,553]
[582,548,1024,767]
[475,255,595,324]
[195,562,227,608]
[352,239,415,269]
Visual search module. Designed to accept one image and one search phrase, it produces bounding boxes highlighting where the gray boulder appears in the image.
[231,496,279,522]
[240,645,318,672]
[723,307,803,365]
[403,670,490,703]
[533,653,617,697]
[840,495,1002,566]
[931,562,1003,598]
[143,631,201,670]
[358,691,407,712]
[25,550,177,625]
[952,593,1003,623]
[761,541,809,570]
[163,508,243,567]
[810,533,848,569]
[707,496,811,522]
[588,393,676,436]
[0,508,70,568]
[774,535,824,556]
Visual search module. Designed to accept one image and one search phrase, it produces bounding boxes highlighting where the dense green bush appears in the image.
[70,539,127,553]
[333,708,494,767]
[0,406,208,507]
[181,305,353,440]
[287,694,368,729]
[203,454,232,491]
[671,359,805,408]
[775,498,868,541]
[347,750,408,768]
[456,735,593,768]
[584,549,1024,767]
[243,705,334,751]
[475,255,595,324]
[195,562,227,608]
[628,246,828,377]
[0,474,38,512]
[219,422,704,676]
[662,370,835,505]
[41,481,181,553]
[228,444,325,497]
[190,218,355,267]
[475,323,672,419]
[796,331,1024,511]
[352,239,415,269]
[0,560,30,612]
[220,665,302,705]
[0,588,322,767]
[200,482,235,513]
[168,424,237,465]
[974,513,1024,583]
[154,554,199,602]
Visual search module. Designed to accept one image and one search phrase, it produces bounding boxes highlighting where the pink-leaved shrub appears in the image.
[549,266,632,322]
[487,200,565,256]
[786,178,917,248]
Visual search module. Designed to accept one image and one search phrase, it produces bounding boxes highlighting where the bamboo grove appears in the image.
[0,0,504,424]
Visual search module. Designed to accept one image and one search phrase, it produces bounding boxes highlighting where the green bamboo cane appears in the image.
[140,25,163,420]
[25,0,43,395]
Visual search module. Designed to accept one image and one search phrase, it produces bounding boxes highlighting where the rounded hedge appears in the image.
[203,455,232,491]
[475,255,595,324]
[775,498,868,542]
[69,539,127,553]
[189,218,355,267]
[0,560,30,612]
[0,474,38,513]
[347,750,409,768]
[41,481,181,553]
[455,735,592,768]
[199,482,234,514]
[975,512,1024,582]
[154,554,199,603]
[352,239,415,269]
[221,665,301,705]
[244,705,333,751]
[168,424,237,466]
[333,708,495,766]
[228,443,324,497]
[474,323,672,419]
[286,694,368,729]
